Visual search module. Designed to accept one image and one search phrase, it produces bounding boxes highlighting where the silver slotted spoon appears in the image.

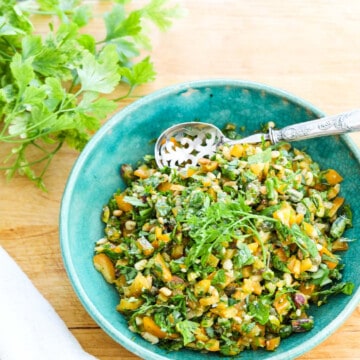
[154,109,360,169]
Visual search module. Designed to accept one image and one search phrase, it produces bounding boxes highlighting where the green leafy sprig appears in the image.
[184,200,278,268]
[0,0,181,190]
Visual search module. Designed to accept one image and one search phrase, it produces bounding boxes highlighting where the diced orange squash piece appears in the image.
[323,169,343,185]
[114,274,127,287]
[207,187,217,200]
[194,279,211,297]
[159,233,171,243]
[158,182,185,192]
[194,327,209,342]
[241,265,252,278]
[230,143,244,158]
[153,253,173,282]
[273,202,296,227]
[142,316,168,339]
[294,213,304,225]
[199,297,218,307]
[117,298,143,312]
[252,280,263,295]
[274,293,291,316]
[155,226,171,243]
[250,163,265,178]
[134,164,151,179]
[232,289,247,302]
[198,158,219,172]
[125,272,152,297]
[143,316,179,339]
[170,184,185,191]
[93,253,115,283]
[300,258,313,272]
[302,222,318,238]
[154,226,162,238]
[242,278,262,295]
[299,283,316,296]
[328,197,344,218]
[157,181,172,192]
[327,184,340,200]
[211,303,238,318]
[324,258,338,270]
[273,247,288,262]
[320,246,339,270]
[115,193,133,212]
[205,339,220,352]
[287,255,301,276]
[171,244,184,259]
[224,248,236,260]
[199,286,219,306]
[248,242,259,254]
[180,167,197,179]
[252,336,266,350]
[266,337,281,351]
[332,239,349,251]
[207,254,220,267]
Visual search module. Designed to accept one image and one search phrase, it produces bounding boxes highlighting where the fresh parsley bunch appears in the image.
[0,0,181,190]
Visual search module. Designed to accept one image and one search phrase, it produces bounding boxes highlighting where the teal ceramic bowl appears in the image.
[60,79,360,360]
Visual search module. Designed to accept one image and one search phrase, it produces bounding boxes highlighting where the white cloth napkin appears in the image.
[0,246,98,360]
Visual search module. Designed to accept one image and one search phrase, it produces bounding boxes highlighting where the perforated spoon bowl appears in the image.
[155,110,360,169]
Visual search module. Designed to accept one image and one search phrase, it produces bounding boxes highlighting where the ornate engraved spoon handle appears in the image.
[270,110,360,143]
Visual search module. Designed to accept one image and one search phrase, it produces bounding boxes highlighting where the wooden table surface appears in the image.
[1,1,360,359]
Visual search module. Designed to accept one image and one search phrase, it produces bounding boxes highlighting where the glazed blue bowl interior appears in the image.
[60,80,360,360]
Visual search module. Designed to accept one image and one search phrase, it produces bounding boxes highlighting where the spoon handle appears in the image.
[270,110,360,143]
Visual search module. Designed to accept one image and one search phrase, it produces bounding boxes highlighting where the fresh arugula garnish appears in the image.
[184,200,277,267]
[0,0,181,190]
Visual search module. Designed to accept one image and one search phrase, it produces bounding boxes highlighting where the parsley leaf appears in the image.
[175,320,199,345]
[119,56,156,87]
[211,269,226,285]
[78,46,120,93]
[104,5,142,41]
[141,0,184,32]
[248,299,270,325]
[233,242,254,268]
[0,0,182,189]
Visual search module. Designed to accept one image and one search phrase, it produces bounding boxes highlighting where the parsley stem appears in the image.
[0,141,63,171]
[112,85,135,102]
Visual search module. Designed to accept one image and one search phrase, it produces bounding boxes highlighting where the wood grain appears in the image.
[1,1,359,359]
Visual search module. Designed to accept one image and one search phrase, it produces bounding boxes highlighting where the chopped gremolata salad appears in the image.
[93,124,354,355]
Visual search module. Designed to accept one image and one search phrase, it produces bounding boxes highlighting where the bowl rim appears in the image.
[60,78,360,360]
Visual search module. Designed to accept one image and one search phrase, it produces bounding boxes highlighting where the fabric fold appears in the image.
[0,246,97,360]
